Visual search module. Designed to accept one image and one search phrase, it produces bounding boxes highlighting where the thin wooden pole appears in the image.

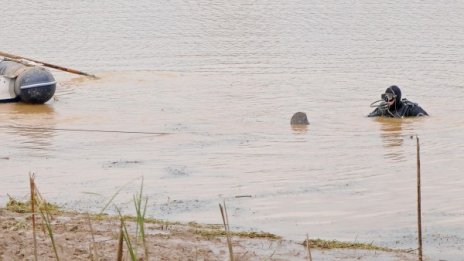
[305,234,313,261]
[416,136,423,261]
[0,50,96,78]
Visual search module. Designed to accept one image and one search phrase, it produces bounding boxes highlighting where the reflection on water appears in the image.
[375,118,410,161]
[0,104,56,155]
[5,103,55,115]
[12,126,56,153]
[290,124,309,134]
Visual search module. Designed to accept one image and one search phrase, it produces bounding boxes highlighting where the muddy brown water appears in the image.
[1,1,464,259]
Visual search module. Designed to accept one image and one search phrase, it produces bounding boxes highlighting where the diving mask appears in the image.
[381,93,396,102]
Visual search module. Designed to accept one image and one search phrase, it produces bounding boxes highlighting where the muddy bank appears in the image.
[0,207,418,261]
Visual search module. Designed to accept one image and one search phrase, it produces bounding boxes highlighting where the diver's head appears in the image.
[381,85,402,109]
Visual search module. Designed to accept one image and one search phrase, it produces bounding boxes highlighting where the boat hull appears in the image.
[0,60,56,104]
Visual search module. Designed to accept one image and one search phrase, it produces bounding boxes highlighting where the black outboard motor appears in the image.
[0,59,56,104]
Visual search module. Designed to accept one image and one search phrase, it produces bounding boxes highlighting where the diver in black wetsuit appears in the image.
[368,85,428,118]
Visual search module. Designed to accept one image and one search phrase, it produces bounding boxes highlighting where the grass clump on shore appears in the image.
[6,194,60,214]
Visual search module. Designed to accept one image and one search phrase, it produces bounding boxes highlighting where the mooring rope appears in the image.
[0,125,170,135]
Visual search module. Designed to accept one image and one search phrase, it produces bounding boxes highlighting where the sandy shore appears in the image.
[0,207,419,261]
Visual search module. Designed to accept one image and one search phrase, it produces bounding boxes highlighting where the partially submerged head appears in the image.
[290,112,309,125]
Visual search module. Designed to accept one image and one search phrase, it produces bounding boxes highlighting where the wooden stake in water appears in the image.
[416,136,423,261]
[305,234,313,261]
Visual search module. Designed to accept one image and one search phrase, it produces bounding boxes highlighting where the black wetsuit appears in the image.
[368,99,428,118]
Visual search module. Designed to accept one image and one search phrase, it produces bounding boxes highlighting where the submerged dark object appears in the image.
[290,112,309,125]
[0,59,56,104]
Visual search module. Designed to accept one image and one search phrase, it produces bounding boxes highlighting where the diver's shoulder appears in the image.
[402,98,429,116]
[401,98,418,106]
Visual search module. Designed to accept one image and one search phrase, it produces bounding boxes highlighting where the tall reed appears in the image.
[29,174,60,260]
[117,221,124,261]
[29,173,38,261]
[115,178,149,261]
[86,212,99,260]
[219,201,234,261]
[133,177,149,259]
[117,209,137,261]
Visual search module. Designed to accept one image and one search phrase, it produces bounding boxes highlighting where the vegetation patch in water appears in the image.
[303,238,393,251]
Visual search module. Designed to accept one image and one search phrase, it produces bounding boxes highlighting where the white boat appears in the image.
[0,58,56,104]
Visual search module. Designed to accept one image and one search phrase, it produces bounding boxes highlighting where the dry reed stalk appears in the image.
[219,201,234,261]
[29,177,60,260]
[36,192,60,260]
[224,201,231,233]
[416,136,423,261]
[305,234,312,261]
[86,212,99,260]
[29,173,38,261]
[117,221,124,261]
